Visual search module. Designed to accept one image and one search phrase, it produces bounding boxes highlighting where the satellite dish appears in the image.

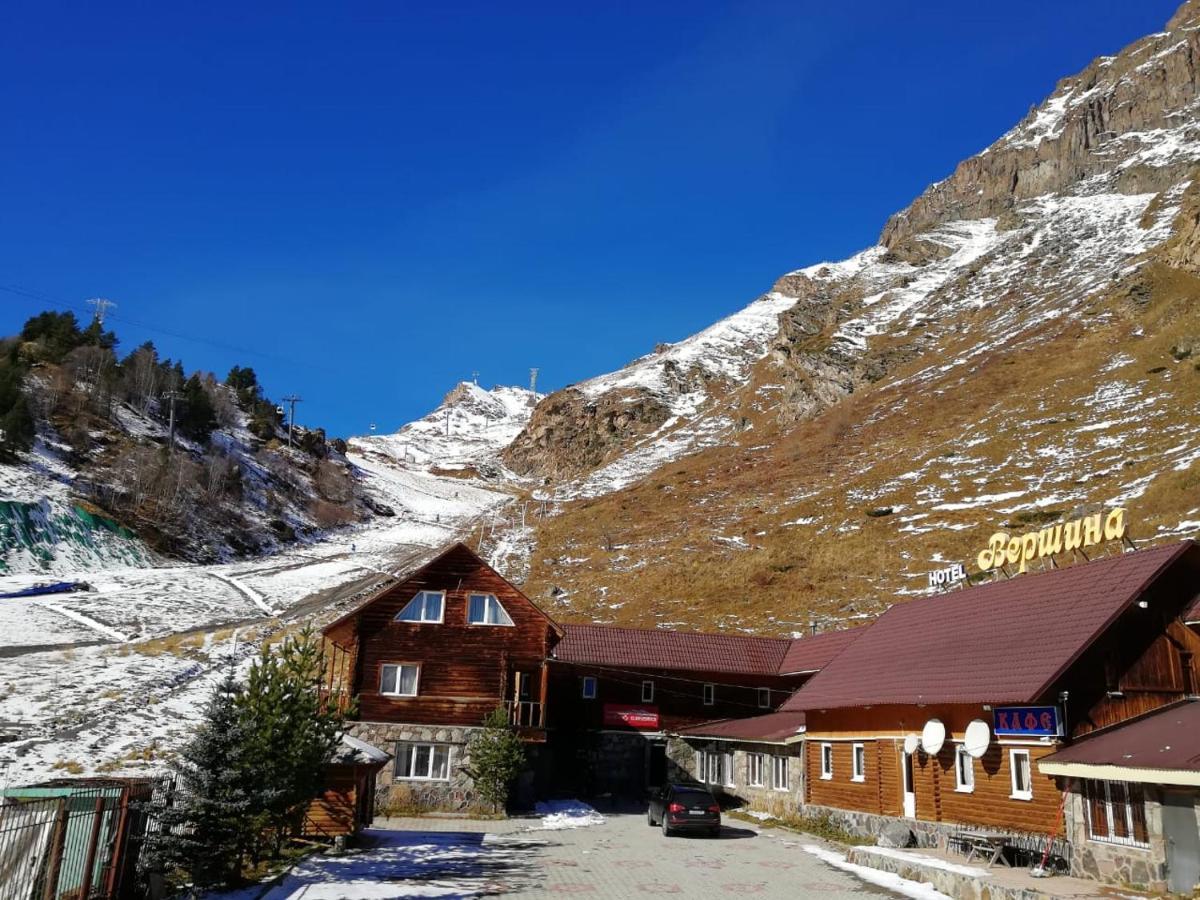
[903,734,920,755]
[921,719,946,755]
[964,719,991,759]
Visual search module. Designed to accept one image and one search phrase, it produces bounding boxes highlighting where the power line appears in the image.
[0,284,336,374]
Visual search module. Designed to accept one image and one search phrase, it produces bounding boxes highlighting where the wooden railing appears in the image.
[506,700,545,729]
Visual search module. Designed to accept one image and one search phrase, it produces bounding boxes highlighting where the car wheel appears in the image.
[661,817,672,837]
[647,809,657,826]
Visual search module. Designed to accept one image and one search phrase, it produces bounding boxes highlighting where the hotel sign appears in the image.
[976,507,1128,575]
[603,704,660,730]
[994,705,1062,737]
[928,563,966,589]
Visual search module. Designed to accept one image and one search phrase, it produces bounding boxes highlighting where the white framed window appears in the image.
[724,752,735,787]
[380,663,419,696]
[703,749,724,785]
[581,676,597,699]
[772,755,790,791]
[747,753,765,787]
[641,680,655,703]
[757,687,771,709]
[1009,749,1032,801]
[395,742,451,781]
[467,593,514,626]
[820,743,833,780]
[955,745,975,793]
[851,743,866,782]
[395,590,444,623]
[703,683,715,706]
[1084,780,1148,847]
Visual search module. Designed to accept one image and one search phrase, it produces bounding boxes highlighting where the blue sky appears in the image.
[0,1,1181,436]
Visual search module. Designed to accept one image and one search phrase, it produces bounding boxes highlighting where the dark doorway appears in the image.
[648,742,668,788]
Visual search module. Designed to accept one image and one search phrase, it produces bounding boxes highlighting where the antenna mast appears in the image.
[87,298,116,326]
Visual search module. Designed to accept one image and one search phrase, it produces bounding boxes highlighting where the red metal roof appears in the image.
[784,541,1199,711]
[778,626,866,674]
[553,623,792,676]
[1040,701,1200,774]
[1186,591,1200,624]
[675,711,807,743]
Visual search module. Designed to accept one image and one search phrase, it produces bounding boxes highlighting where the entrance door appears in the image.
[1164,791,1200,893]
[902,751,916,818]
[648,742,668,788]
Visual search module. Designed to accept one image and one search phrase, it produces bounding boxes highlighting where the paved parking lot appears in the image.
[291,810,910,899]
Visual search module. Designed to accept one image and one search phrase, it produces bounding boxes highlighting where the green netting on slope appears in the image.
[0,499,152,574]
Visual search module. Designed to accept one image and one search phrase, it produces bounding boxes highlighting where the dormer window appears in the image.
[467,593,514,626]
[396,591,444,623]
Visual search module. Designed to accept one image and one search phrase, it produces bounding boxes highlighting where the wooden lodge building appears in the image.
[672,539,1200,893]
[320,542,851,809]
[321,537,1200,891]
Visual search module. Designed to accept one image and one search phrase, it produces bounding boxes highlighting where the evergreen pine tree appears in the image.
[467,707,526,813]
[238,627,342,857]
[178,373,218,441]
[149,673,254,893]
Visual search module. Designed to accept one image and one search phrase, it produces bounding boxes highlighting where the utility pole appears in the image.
[281,395,303,448]
[162,389,181,450]
[471,371,479,385]
[529,367,539,394]
[444,409,451,437]
[87,297,116,326]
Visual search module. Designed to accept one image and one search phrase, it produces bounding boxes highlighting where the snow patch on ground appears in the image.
[801,844,954,900]
[533,799,605,830]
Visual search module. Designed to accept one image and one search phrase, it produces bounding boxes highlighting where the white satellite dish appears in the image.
[921,719,946,755]
[903,734,920,755]
[964,719,991,759]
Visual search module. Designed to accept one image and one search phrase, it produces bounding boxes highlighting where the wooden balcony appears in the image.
[506,700,547,742]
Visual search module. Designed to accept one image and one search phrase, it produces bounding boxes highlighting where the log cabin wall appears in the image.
[548,663,807,732]
[330,544,559,727]
[804,705,1063,834]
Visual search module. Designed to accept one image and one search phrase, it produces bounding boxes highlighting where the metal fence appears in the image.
[0,779,163,900]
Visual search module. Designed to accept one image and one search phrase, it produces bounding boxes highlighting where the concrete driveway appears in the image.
[234,811,921,899]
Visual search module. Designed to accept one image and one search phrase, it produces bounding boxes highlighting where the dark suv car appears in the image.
[646,783,721,837]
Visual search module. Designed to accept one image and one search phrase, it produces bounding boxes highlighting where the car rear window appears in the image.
[671,790,714,805]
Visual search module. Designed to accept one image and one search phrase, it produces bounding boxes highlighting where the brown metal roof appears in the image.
[675,710,807,743]
[778,626,866,674]
[553,623,792,676]
[784,541,1199,711]
[1040,701,1200,774]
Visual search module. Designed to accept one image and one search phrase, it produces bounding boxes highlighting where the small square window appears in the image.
[851,743,866,782]
[582,676,597,700]
[1010,749,1032,801]
[955,745,975,793]
[757,688,771,709]
[703,684,715,706]
[820,743,833,780]
[380,663,419,697]
[642,680,654,703]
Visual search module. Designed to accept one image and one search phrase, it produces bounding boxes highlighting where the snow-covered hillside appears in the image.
[0,382,533,783]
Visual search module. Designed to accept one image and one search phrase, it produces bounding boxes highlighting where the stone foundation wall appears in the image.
[1063,789,1168,892]
[672,739,804,815]
[347,721,483,813]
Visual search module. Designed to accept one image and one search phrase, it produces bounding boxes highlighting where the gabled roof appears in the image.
[784,541,1199,712]
[322,541,561,638]
[778,626,866,674]
[675,710,807,744]
[1039,700,1200,786]
[552,623,792,676]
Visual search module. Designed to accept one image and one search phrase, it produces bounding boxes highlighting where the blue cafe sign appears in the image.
[993,706,1062,737]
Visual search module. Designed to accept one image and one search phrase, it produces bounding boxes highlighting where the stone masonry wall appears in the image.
[348,721,482,813]
[1064,787,1168,892]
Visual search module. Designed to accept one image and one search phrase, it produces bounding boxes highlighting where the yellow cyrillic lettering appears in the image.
[1104,507,1128,541]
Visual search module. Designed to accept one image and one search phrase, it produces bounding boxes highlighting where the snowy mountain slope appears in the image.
[505,1,1200,633]
[0,383,531,782]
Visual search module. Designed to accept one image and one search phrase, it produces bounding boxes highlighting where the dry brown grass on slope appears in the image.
[520,274,1200,636]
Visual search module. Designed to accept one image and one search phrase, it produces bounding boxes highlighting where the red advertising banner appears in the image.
[603,703,660,729]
